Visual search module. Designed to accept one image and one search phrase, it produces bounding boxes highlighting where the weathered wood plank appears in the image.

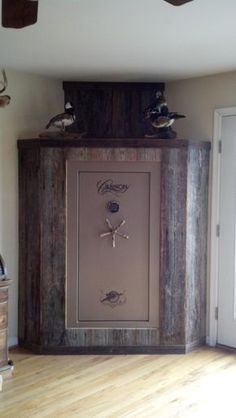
[18,148,41,346]
[40,148,66,346]
[63,82,164,138]
[185,146,209,345]
[160,148,188,346]
[17,137,211,149]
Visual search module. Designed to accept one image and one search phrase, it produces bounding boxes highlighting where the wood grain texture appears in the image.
[18,148,41,347]
[40,147,161,350]
[64,328,160,350]
[18,139,210,353]
[1,347,236,417]
[18,137,211,149]
[160,146,210,347]
[40,148,66,347]
[63,82,164,138]
[185,145,209,345]
[160,148,188,346]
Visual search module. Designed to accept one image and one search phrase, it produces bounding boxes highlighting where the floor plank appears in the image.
[0,346,236,417]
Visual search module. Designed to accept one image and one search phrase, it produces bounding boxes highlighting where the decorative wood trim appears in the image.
[17,138,211,150]
[18,339,191,355]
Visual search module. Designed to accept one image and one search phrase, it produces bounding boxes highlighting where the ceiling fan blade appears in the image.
[164,0,193,5]
[2,0,38,29]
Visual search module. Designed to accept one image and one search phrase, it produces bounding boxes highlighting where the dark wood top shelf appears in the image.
[17,137,211,150]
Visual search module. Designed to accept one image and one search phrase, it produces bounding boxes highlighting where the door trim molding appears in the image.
[209,107,236,346]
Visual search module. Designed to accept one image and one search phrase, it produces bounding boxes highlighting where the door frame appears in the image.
[209,107,236,346]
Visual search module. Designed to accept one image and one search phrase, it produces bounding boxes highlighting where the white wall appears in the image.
[166,71,236,142]
[0,70,63,346]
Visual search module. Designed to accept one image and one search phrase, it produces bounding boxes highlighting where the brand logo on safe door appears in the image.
[96,179,130,196]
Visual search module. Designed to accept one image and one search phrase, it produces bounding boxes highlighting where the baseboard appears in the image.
[8,336,18,348]
[18,341,197,355]
[185,337,206,352]
[216,343,236,353]
[206,335,216,347]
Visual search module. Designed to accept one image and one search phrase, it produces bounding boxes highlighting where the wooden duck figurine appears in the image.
[46,102,76,132]
[149,112,185,129]
[143,91,185,139]
[144,91,169,118]
[0,69,11,108]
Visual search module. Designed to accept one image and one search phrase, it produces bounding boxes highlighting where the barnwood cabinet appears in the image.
[18,138,210,354]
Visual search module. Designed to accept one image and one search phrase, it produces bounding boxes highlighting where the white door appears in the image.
[218,115,236,347]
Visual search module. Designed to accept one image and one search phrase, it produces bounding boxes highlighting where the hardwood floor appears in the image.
[0,346,236,417]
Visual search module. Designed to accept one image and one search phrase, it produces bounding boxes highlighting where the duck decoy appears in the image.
[46,102,76,132]
[143,91,169,120]
[0,69,10,108]
[149,112,185,129]
[143,90,185,138]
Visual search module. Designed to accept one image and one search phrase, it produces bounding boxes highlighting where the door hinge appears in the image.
[215,307,219,320]
[218,140,222,153]
[216,224,220,237]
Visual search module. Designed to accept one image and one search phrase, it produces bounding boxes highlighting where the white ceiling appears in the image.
[1,0,236,82]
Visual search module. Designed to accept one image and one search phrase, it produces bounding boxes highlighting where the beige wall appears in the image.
[166,71,236,340]
[0,70,63,345]
[166,71,236,142]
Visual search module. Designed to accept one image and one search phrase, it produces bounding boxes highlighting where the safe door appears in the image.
[66,161,160,328]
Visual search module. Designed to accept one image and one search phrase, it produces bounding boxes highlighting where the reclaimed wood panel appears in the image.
[39,147,161,350]
[18,148,41,347]
[160,147,188,346]
[185,145,209,346]
[63,82,164,138]
[17,138,210,354]
[18,137,211,149]
[40,148,66,347]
